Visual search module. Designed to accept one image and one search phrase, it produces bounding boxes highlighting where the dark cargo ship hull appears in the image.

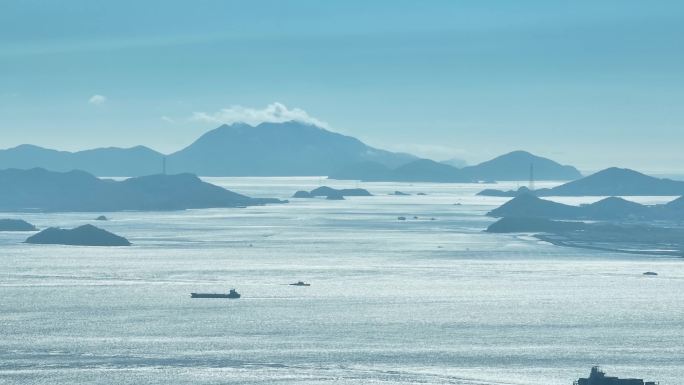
[190,293,240,299]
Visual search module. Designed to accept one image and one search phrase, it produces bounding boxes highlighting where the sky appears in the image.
[1,0,683,173]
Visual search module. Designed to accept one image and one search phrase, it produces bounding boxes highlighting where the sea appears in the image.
[1,178,682,385]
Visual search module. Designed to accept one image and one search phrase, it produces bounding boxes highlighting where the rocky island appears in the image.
[0,218,38,231]
[292,186,372,199]
[25,224,131,246]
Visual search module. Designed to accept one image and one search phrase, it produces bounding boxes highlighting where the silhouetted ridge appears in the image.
[582,197,650,219]
[488,194,582,219]
[329,159,472,182]
[309,186,372,197]
[292,186,372,199]
[0,218,38,231]
[547,167,684,196]
[488,194,684,221]
[0,168,284,212]
[167,121,414,176]
[0,122,415,177]
[0,144,164,176]
[25,224,130,246]
[391,159,471,182]
[331,151,580,183]
[479,167,684,197]
[462,150,581,181]
[487,200,684,256]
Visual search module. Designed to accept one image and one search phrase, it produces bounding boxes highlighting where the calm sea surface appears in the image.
[1,178,682,385]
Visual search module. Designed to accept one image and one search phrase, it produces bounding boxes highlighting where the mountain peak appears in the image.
[546,167,684,196]
[168,121,413,176]
[462,150,581,181]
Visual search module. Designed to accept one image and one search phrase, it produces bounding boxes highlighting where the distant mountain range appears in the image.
[0,122,414,177]
[0,144,165,177]
[480,167,684,197]
[330,158,474,183]
[1,121,580,181]
[0,168,284,212]
[329,151,579,183]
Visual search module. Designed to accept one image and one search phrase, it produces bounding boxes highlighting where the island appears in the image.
[25,224,131,246]
[0,168,286,212]
[485,194,684,256]
[0,218,38,231]
[292,186,372,199]
[479,167,684,197]
[487,193,681,221]
[487,217,684,256]
[461,150,581,181]
[165,121,414,176]
[292,190,313,198]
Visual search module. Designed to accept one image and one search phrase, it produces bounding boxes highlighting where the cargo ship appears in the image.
[575,366,657,385]
[190,289,241,299]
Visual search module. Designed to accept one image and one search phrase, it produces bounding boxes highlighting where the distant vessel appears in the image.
[190,289,241,299]
[289,281,311,286]
[574,366,657,385]
[643,272,658,276]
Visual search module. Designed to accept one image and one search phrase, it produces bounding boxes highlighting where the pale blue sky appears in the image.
[1,1,683,172]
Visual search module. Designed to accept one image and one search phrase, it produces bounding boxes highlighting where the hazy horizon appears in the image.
[2,1,683,174]
[1,119,682,177]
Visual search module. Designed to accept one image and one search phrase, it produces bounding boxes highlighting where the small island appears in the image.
[0,219,38,231]
[292,186,372,199]
[25,224,131,246]
[292,190,313,198]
